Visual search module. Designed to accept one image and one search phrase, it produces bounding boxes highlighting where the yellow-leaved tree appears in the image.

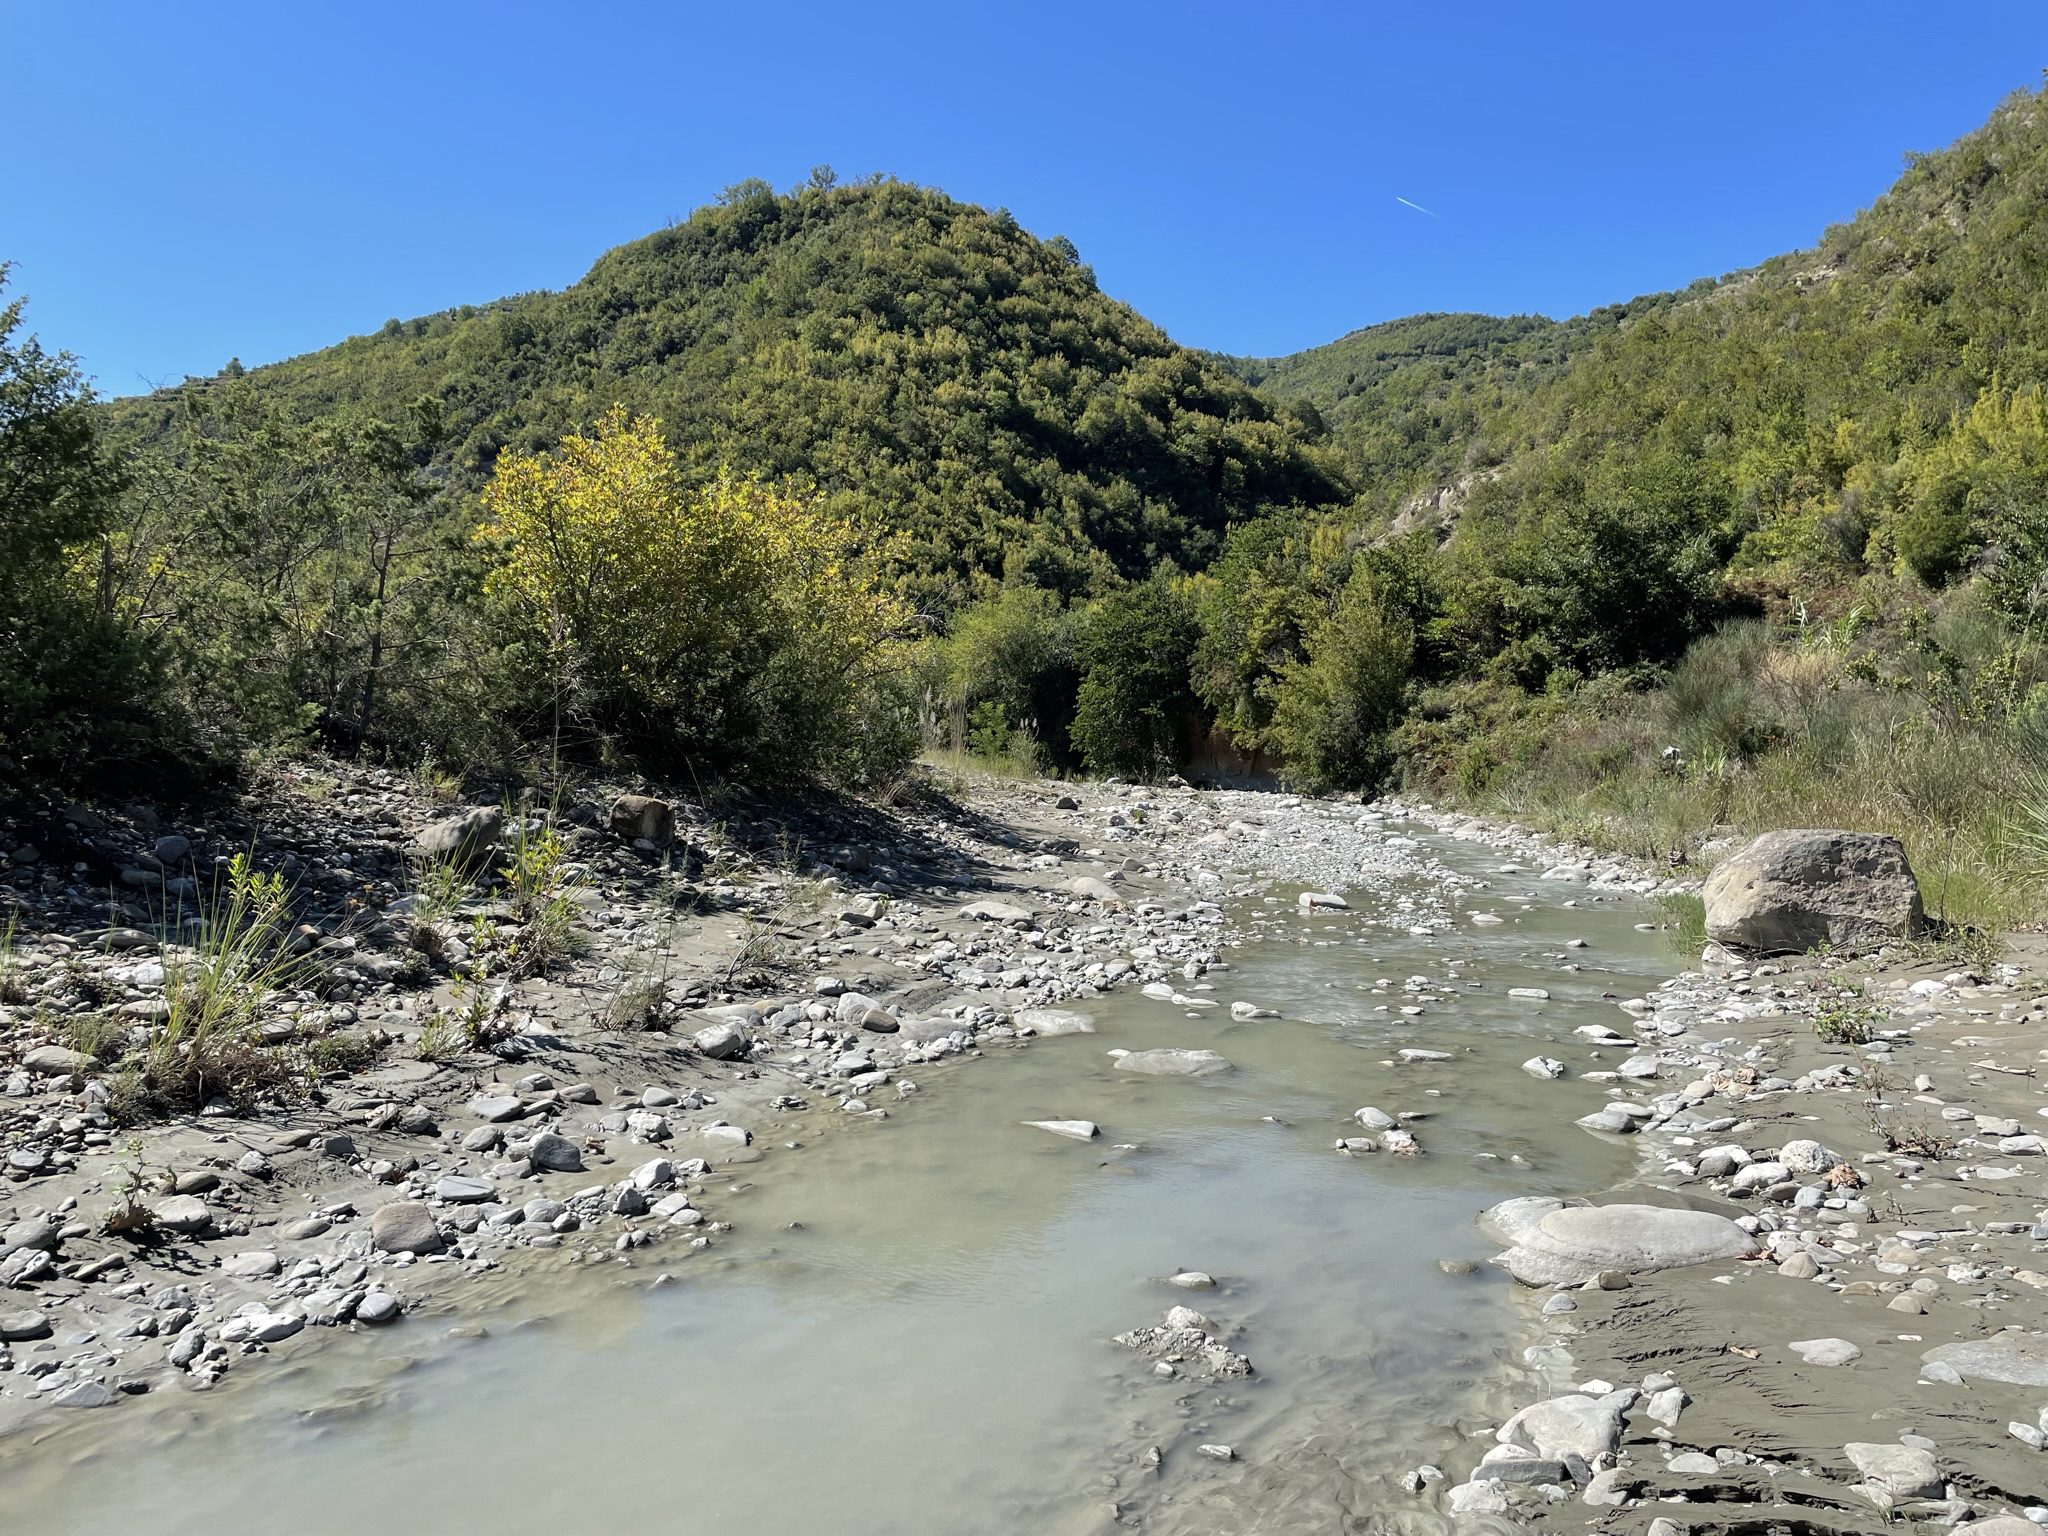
[477,405,916,781]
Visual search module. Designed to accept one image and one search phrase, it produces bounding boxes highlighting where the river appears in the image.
[2,829,1678,1535]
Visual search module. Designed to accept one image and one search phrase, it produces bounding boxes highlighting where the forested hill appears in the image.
[1220,85,2048,595]
[108,176,1347,605]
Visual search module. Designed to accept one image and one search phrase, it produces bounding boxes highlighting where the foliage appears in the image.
[1811,999,1884,1045]
[111,179,1347,609]
[934,584,1078,765]
[1069,575,1199,777]
[1269,570,1415,791]
[124,854,317,1118]
[478,406,916,782]
[0,270,165,787]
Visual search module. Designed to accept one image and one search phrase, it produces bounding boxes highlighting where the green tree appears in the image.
[1070,575,1199,777]
[0,271,162,786]
[1270,571,1414,791]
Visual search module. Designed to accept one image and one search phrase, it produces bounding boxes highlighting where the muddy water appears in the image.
[5,839,1676,1535]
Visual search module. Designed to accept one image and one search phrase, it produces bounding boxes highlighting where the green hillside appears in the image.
[1227,86,2048,607]
[111,176,1347,606]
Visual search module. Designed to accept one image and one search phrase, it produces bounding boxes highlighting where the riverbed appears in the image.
[0,825,1688,1535]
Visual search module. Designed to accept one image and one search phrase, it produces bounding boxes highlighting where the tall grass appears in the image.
[124,853,321,1117]
[1438,614,2047,933]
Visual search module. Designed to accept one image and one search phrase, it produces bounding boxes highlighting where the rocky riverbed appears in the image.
[2,762,2044,1535]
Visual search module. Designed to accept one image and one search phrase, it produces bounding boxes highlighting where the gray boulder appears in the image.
[608,794,675,845]
[1497,1393,1625,1460]
[1843,1441,1942,1500]
[369,1201,443,1255]
[527,1132,585,1172]
[1482,1196,1757,1286]
[411,806,504,870]
[20,1045,92,1077]
[1702,830,1923,954]
[691,1021,751,1060]
[1920,1332,2048,1387]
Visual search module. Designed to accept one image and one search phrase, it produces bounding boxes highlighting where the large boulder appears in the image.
[1920,1332,2048,1387]
[369,1201,443,1255]
[1481,1196,1758,1286]
[1702,830,1923,954]
[411,806,504,871]
[608,794,675,846]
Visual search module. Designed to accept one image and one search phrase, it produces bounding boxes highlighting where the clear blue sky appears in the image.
[8,2,2045,395]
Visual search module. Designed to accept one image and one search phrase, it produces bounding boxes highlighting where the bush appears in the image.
[478,406,915,784]
[0,273,169,788]
[1270,572,1414,791]
[936,585,1078,766]
[1070,576,1199,777]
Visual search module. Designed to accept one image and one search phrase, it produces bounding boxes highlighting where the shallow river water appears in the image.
[5,834,1678,1535]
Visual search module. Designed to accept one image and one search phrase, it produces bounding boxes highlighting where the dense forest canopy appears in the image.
[108,175,1349,612]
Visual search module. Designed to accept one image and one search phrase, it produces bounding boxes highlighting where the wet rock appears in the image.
[1523,1056,1566,1079]
[1109,1048,1232,1077]
[1113,1307,1252,1379]
[1012,1008,1094,1036]
[369,1201,443,1255]
[1702,829,1923,953]
[1482,1196,1758,1286]
[355,1291,401,1326]
[1297,892,1348,910]
[1023,1119,1099,1141]
[1446,1480,1510,1514]
[1167,1271,1216,1290]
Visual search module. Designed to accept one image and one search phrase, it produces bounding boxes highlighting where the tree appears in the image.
[1069,575,1199,777]
[0,270,161,785]
[1270,571,1414,792]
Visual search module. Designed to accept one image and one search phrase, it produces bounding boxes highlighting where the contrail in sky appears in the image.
[1395,196,1439,217]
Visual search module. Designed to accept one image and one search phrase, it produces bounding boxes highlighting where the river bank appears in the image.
[3,762,2044,1532]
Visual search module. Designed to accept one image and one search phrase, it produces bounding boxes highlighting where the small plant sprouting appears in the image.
[1811,998,1885,1045]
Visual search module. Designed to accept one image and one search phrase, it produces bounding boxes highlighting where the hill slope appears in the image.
[1226,86,2048,603]
[111,178,1347,604]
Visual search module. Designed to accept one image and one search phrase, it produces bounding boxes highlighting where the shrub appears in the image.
[0,272,168,789]
[478,406,914,784]
[936,585,1079,765]
[1070,576,1200,777]
[1270,572,1414,791]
